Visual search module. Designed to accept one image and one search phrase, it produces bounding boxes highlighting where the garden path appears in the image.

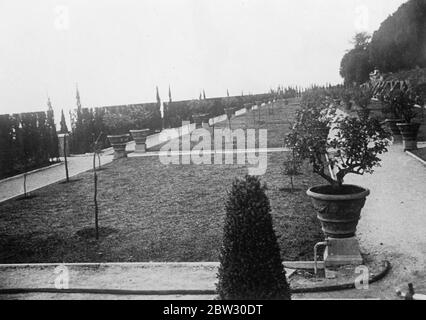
[0,154,113,203]
[294,141,426,299]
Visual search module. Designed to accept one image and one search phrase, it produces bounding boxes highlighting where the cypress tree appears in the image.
[60,109,69,134]
[46,97,59,159]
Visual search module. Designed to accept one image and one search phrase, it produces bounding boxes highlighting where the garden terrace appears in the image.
[0,100,325,264]
[0,153,324,263]
[148,101,300,151]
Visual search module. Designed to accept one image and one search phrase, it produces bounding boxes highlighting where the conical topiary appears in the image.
[216,175,291,300]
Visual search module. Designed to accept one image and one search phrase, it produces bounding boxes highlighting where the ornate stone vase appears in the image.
[130,129,151,153]
[307,185,370,239]
[107,134,130,160]
[397,122,421,151]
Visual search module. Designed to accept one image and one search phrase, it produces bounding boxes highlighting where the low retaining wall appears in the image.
[209,114,227,126]
[235,108,247,117]
[146,123,197,149]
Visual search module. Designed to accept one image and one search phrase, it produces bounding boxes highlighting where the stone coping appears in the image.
[0,258,390,297]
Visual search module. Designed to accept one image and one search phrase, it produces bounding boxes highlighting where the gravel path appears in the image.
[0,154,113,203]
[295,142,426,299]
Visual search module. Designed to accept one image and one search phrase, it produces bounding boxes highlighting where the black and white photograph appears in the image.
[0,0,426,305]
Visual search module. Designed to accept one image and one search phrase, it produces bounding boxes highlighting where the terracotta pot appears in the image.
[307,185,370,239]
[130,129,150,153]
[107,134,130,160]
[397,122,421,151]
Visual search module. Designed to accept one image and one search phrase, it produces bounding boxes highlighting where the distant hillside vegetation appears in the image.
[340,0,426,85]
[370,0,426,73]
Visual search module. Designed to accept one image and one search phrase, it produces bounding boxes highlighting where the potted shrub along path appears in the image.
[379,90,405,140]
[130,129,150,153]
[352,87,373,121]
[216,176,291,300]
[286,93,391,267]
[382,88,423,151]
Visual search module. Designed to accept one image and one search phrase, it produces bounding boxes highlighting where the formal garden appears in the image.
[0,98,328,264]
[1,74,426,298]
[2,0,426,301]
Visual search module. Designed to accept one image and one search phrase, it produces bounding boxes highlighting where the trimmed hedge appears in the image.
[216,175,291,300]
[69,103,162,154]
[164,93,277,128]
[68,91,298,154]
[0,111,59,179]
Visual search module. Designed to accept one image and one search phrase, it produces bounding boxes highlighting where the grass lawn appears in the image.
[0,100,327,263]
[0,153,326,264]
[411,147,426,162]
[148,102,299,151]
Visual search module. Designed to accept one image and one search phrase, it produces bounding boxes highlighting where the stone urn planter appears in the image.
[307,185,370,266]
[107,134,130,160]
[286,99,391,266]
[192,113,210,128]
[383,119,404,138]
[243,103,252,112]
[307,185,370,239]
[396,122,421,151]
[130,129,150,153]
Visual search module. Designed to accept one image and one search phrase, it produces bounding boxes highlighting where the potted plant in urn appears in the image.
[382,88,423,151]
[103,113,132,160]
[129,129,151,153]
[340,88,353,111]
[352,86,373,121]
[285,94,391,265]
[379,90,405,139]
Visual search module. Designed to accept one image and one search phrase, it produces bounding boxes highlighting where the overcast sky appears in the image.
[0,0,407,119]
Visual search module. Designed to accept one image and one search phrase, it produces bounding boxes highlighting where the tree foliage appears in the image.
[340,0,426,83]
[380,87,424,122]
[0,110,59,179]
[369,0,426,73]
[340,33,373,85]
[286,90,391,188]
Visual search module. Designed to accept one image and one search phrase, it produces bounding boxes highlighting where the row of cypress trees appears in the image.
[0,102,59,179]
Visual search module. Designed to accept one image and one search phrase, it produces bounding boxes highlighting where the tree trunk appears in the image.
[23,173,27,198]
[64,135,69,183]
[93,153,99,240]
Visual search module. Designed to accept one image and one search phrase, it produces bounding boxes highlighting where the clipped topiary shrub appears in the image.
[216,175,291,300]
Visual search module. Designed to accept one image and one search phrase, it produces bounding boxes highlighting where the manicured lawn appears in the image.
[0,152,325,263]
[0,100,326,263]
[148,101,299,151]
[411,147,426,162]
